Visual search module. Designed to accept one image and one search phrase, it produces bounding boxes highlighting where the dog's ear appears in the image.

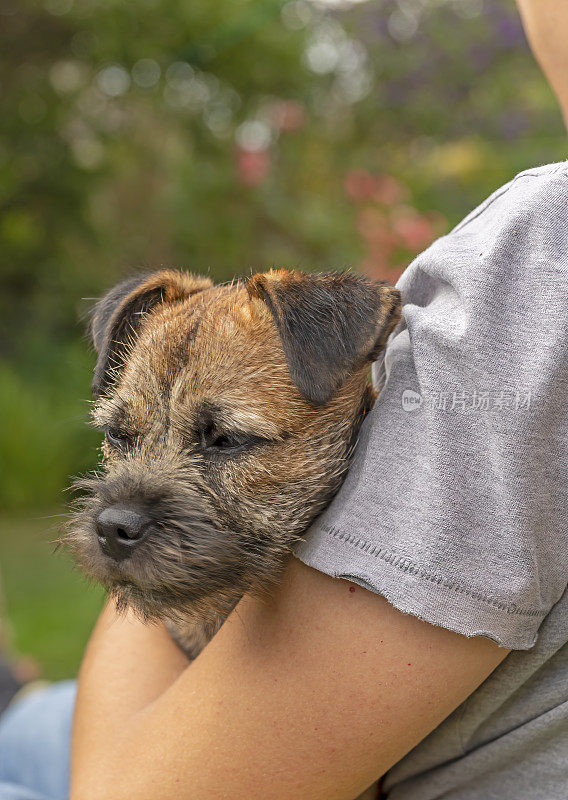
[91,270,212,397]
[247,270,401,405]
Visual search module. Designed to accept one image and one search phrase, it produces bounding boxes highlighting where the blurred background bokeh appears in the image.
[0,0,565,680]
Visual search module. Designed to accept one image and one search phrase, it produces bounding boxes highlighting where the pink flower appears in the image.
[344,169,376,202]
[391,206,434,251]
[374,174,408,206]
[236,147,270,187]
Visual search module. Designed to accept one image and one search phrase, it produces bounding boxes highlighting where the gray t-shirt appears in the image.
[295,161,568,799]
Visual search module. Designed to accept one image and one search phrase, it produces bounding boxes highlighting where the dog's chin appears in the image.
[65,488,293,627]
[105,570,247,623]
[70,542,253,623]
[65,522,277,624]
[107,580,204,622]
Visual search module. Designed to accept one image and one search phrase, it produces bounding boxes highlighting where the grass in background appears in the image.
[0,511,104,680]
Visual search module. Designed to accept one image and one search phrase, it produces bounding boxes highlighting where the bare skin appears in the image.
[71,558,508,800]
[516,0,568,128]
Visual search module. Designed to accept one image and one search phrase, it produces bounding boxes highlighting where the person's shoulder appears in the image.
[406,160,568,271]
[398,161,568,303]
[449,160,568,239]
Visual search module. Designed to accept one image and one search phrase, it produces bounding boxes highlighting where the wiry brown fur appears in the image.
[65,269,401,658]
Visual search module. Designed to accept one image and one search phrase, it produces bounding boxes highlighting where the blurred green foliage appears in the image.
[0,342,99,509]
[1,0,566,510]
[0,0,566,674]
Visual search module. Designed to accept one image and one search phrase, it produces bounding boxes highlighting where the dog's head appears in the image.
[66,269,400,623]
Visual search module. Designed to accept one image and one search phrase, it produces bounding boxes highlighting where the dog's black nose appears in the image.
[96,505,150,561]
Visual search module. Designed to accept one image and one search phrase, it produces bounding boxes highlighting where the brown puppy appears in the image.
[66,269,400,659]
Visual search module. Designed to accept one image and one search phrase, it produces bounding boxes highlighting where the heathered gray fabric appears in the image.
[294,161,568,799]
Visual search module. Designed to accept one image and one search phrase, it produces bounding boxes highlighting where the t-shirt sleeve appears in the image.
[294,162,568,650]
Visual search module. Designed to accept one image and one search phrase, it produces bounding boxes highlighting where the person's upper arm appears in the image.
[72,557,508,800]
[517,0,568,127]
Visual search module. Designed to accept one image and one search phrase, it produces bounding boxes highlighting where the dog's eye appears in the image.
[200,424,257,455]
[210,433,235,449]
[204,431,248,453]
[104,427,132,453]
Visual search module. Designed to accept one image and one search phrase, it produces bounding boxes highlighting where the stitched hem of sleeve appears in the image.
[294,523,546,650]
